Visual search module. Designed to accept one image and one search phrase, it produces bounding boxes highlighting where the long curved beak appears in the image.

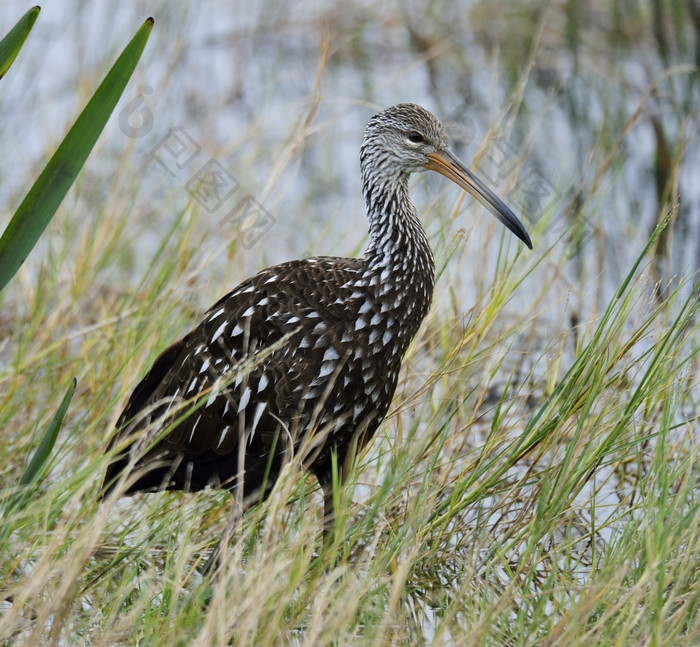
[425,148,532,249]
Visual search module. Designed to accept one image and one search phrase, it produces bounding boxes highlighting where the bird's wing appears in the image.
[105,257,364,492]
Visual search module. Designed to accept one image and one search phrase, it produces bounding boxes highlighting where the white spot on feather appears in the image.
[211,322,227,343]
[318,361,335,378]
[217,425,230,449]
[249,402,266,442]
[238,387,251,412]
[323,347,339,362]
[206,379,221,407]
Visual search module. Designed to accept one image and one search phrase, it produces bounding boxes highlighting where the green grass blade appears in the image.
[1,378,76,524]
[0,5,40,80]
[18,378,77,489]
[0,17,154,292]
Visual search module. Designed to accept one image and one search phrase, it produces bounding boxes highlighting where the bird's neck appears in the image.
[361,171,435,307]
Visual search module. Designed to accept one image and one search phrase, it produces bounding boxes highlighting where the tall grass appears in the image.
[1,1,699,645]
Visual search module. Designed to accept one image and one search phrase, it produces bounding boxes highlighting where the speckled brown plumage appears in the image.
[103,103,532,529]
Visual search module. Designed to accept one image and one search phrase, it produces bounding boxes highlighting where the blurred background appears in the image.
[2,0,698,310]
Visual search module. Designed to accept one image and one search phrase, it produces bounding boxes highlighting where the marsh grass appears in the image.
[1,1,699,645]
[1,166,697,646]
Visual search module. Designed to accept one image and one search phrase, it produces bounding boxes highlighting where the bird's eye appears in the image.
[408,131,425,143]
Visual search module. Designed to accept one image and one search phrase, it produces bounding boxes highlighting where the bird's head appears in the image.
[361,103,532,249]
[361,103,449,175]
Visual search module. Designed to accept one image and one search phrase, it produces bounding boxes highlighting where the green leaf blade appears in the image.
[0,5,40,80]
[0,17,154,292]
[19,378,77,489]
[2,377,76,520]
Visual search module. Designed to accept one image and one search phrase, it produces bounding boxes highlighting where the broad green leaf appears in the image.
[0,17,154,292]
[0,5,40,80]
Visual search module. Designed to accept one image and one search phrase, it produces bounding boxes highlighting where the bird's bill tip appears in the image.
[425,149,533,250]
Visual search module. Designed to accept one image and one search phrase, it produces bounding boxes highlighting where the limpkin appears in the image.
[103,103,531,541]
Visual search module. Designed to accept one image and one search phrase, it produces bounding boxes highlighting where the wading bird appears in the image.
[103,103,531,541]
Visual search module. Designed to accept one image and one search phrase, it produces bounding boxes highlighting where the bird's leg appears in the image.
[318,445,346,551]
[320,432,366,551]
[321,483,337,548]
[320,448,356,552]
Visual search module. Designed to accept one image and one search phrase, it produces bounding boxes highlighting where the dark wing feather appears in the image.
[102,336,188,490]
[103,256,386,499]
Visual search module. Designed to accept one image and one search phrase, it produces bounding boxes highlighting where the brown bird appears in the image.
[103,103,531,538]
